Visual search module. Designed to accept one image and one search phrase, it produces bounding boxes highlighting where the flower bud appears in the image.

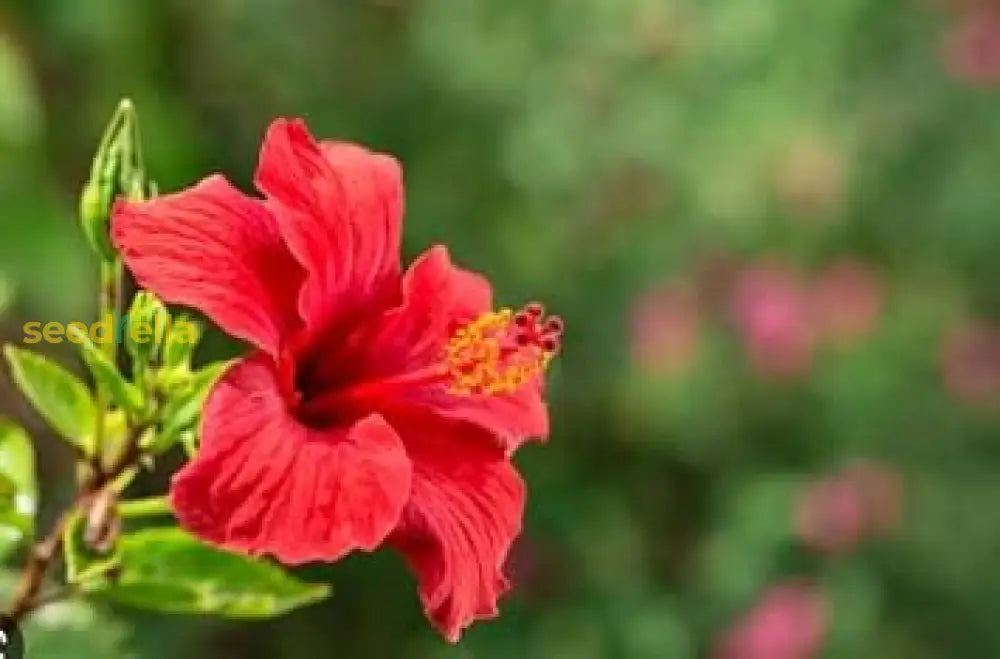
[162,314,202,371]
[79,98,146,263]
[79,155,118,263]
[125,291,168,366]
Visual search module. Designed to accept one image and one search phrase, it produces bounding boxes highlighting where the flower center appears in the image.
[444,302,563,396]
[293,302,562,426]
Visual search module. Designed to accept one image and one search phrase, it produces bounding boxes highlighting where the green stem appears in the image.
[8,424,151,620]
[93,96,141,467]
[93,259,123,471]
[118,496,172,519]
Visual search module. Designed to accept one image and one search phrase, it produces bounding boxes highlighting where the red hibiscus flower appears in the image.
[111,118,561,641]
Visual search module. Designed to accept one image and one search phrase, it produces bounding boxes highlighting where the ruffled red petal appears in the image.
[389,415,526,642]
[170,355,413,565]
[254,118,403,336]
[412,383,549,453]
[111,175,304,358]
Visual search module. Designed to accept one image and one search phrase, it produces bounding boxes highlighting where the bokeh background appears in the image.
[1,0,1000,657]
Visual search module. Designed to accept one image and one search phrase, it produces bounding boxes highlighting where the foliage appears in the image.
[0,98,330,657]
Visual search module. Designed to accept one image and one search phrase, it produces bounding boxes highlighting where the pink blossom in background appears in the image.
[713,581,829,659]
[794,461,902,555]
[630,282,700,377]
[944,6,1000,85]
[730,258,885,378]
[732,264,814,379]
[940,320,1000,405]
[811,259,883,346]
[794,474,868,555]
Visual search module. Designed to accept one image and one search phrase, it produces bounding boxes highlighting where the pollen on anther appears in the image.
[443,303,563,396]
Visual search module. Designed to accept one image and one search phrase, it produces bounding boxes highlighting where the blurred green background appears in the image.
[1,0,1000,657]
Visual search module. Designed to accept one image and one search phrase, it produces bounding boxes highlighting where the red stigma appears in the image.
[444,302,563,395]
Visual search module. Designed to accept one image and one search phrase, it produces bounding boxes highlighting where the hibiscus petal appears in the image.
[254,118,403,333]
[389,416,526,642]
[415,384,550,453]
[447,261,493,324]
[355,246,460,376]
[112,175,303,358]
[170,354,413,565]
[321,141,403,295]
[360,246,550,446]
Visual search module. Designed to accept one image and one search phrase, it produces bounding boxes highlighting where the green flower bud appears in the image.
[162,314,202,371]
[125,291,168,366]
[79,160,118,263]
[79,98,146,263]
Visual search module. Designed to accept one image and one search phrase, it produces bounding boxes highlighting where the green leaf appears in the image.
[3,345,96,454]
[0,419,36,557]
[83,527,330,618]
[73,330,144,417]
[25,598,132,659]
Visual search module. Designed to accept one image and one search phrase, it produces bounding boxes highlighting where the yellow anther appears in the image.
[444,305,561,396]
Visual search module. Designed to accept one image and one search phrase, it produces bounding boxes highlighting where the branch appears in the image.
[6,423,148,620]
